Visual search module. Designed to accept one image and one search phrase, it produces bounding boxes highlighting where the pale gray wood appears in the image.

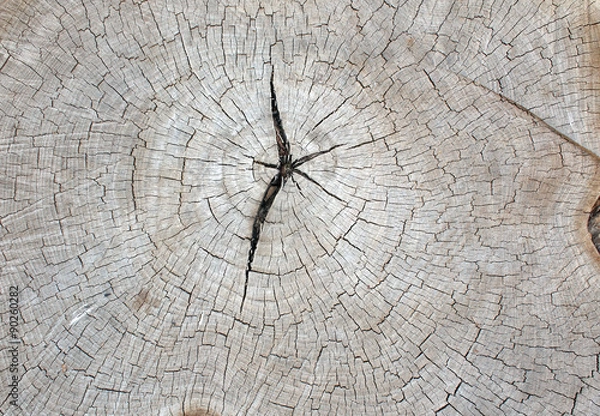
[1,1,599,415]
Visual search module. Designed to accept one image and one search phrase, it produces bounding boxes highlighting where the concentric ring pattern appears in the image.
[1,1,599,415]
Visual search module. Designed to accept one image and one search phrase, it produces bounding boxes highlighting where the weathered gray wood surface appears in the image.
[1,0,599,414]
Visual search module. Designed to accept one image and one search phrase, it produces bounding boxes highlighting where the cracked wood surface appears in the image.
[1,1,600,415]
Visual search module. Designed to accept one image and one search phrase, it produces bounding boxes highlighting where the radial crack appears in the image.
[242,172,283,312]
[242,67,345,312]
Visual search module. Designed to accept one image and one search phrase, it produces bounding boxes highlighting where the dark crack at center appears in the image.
[240,68,344,312]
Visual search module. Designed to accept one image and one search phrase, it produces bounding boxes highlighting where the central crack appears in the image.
[241,68,344,312]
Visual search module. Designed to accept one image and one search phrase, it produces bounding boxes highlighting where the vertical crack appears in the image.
[241,66,345,312]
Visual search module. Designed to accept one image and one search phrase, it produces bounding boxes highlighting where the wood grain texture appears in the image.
[0,1,599,415]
